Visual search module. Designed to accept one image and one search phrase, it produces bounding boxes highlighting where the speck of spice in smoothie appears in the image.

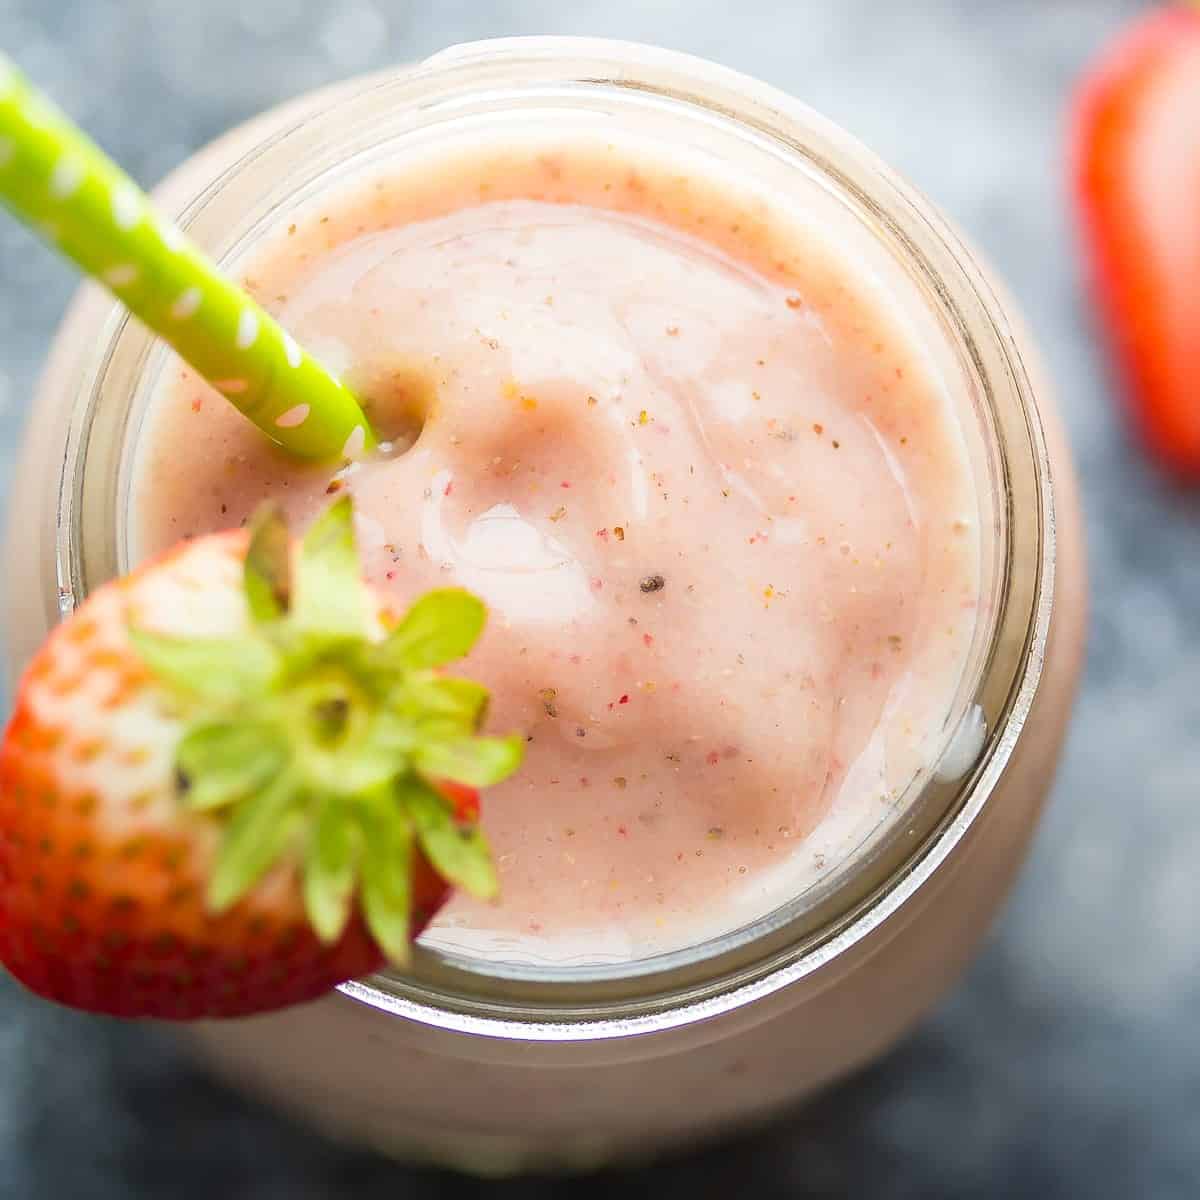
[640,574,666,593]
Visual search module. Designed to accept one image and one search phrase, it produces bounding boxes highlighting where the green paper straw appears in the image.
[0,52,375,461]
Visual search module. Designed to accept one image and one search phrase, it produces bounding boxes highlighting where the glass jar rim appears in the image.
[60,37,1055,1040]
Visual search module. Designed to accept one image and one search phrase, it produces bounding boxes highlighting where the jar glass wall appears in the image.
[4,39,1086,1171]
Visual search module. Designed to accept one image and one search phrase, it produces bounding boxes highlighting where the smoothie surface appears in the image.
[131,136,981,963]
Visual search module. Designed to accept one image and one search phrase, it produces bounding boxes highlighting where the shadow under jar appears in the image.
[4,38,1086,1174]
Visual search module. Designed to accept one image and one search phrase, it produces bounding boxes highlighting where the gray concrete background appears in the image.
[0,1,1195,1196]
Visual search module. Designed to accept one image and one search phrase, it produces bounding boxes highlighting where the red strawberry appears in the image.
[1071,4,1200,475]
[0,498,521,1019]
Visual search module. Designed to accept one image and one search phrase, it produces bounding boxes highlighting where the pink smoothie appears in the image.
[130,135,980,964]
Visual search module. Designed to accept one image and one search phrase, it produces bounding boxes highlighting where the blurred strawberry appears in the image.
[1072,4,1200,475]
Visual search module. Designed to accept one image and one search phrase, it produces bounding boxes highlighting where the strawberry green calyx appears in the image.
[127,498,520,964]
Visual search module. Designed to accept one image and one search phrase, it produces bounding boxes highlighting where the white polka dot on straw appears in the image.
[103,263,138,287]
[49,155,84,198]
[158,221,184,251]
[23,95,57,129]
[282,332,302,368]
[275,404,310,429]
[170,287,201,320]
[111,184,140,231]
[235,310,259,350]
[342,425,366,459]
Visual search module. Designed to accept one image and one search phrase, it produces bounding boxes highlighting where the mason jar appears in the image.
[3,38,1086,1174]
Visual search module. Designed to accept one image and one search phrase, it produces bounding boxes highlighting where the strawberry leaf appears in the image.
[303,795,361,944]
[176,721,287,811]
[292,496,365,636]
[244,504,292,623]
[414,734,524,788]
[402,781,498,899]
[360,795,413,964]
[121,499,524,965]
[383,589,485,669]
[403,675,489,729]
[208,774,302,913]
[128,629,280,698]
